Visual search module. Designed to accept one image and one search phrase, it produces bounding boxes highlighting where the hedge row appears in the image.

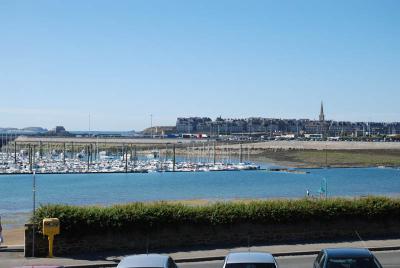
[32,197,400,235]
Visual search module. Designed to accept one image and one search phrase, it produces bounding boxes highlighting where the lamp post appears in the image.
[32,170,36,257]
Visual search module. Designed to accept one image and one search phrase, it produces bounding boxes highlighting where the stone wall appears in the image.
[25,219,400,257]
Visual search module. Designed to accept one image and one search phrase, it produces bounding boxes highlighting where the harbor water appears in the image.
[1,166,400,228]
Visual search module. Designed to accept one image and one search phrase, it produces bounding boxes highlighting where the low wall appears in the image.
[25,219,400,257]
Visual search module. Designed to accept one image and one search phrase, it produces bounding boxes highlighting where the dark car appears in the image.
[313,248,383,268]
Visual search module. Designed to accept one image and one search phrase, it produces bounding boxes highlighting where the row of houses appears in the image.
[176,117,400,136]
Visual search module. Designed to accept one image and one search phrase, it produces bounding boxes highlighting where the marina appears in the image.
[0,151,261,174]
[0,139,261,174]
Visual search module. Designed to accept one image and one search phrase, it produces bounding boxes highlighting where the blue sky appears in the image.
[0,0,399,131]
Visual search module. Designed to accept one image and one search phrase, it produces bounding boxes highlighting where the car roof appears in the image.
[226,252,275,263]
[324,248,373,258]
[13,267,64,268]
[118,254,170,268]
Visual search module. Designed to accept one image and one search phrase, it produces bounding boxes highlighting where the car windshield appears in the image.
[226,263,276,268]
[327,257,380,268]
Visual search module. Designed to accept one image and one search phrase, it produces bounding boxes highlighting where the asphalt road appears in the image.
[179,251,400,268]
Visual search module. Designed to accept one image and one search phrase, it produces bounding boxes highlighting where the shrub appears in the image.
[32,196,400,235]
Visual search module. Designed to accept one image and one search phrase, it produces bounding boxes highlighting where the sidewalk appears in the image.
[1,239,399,268]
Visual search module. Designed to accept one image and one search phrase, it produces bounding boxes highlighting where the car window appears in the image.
[327,257,380,268]
[225,263,277,268]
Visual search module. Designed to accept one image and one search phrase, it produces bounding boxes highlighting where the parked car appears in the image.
[313,248,383,268]
[12,267,64,268]
[117,254,177,268]
[222,252,278,268]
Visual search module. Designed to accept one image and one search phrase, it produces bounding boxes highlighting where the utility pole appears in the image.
[32,171,36,257]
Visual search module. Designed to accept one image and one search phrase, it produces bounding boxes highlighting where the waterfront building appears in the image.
[175,103,400,137]
[176,117,212,133]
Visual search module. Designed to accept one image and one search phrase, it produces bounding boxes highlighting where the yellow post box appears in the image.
[42,218,60,258]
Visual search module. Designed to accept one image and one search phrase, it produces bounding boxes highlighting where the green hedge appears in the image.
[32,197,400,235]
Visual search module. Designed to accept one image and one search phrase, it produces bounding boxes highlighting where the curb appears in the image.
[368,246,400,252]
[0,245,24,253]
[62,245,400,267]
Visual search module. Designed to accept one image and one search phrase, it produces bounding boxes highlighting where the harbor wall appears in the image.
[25,218,400,257]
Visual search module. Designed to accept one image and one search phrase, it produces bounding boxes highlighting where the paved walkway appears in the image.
[1,239,399,268]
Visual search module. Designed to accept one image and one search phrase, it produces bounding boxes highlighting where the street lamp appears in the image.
[32,170,36,256]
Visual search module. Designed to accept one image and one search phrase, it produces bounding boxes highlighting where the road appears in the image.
[0,250,398,268]
[179,251,400,268]
[14,136,209,145]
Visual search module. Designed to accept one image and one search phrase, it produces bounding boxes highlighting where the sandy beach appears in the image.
[220,140,400,150]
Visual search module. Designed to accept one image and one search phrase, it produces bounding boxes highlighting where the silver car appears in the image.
[117,254,178,268]
[223,252,279,268]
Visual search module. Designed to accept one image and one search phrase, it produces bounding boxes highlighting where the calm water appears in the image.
[1,167,400,227]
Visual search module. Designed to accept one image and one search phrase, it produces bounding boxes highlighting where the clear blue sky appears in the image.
[0,0,399,131]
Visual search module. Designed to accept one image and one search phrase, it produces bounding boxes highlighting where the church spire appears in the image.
[319,101,325,122]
